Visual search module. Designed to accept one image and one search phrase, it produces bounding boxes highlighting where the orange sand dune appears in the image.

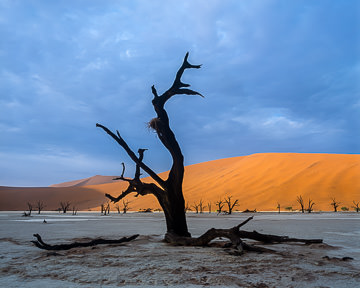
[0,186,104,211]
[50,175,119,188]
[1,153,359,212]
[88,153,360,212]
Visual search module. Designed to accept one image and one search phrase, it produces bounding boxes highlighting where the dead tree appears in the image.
[192,202,200,214]
[96,53,202,237]
[35,201,45,214]
[330,198,340,212]
[33,53,324,252]
[115,204,121,214]
[101,202,111,215]
[215,199,225,215]
[297,195,305,213]
[122,199,130,214]
[184,202,191,213]
[72,206,78,215]
[352,201,360,212]
[224,196,239,215]
[59,201,70,213]
[24,202,33,216]
[277,202,280,214]
[207,202,212,213]
[306,199,315,213]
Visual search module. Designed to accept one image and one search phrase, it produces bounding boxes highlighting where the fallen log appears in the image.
[165,217,322,254]
[31,234,139,251]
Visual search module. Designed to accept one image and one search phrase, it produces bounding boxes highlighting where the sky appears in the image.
[0,0,359,187]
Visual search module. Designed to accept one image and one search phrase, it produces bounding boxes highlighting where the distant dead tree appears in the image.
[59,201,70,213]
[224,196,239,215]
[277,202,280,214]
[352,201,360,212]
[23,202,33,217]
[27,202,33,215]
[199,199,205,213]
[207,202,212,213]
[330,198,340,212]
[122,199,130,214]
[115,204,121,214]
[184,202,191,213]
[306,199,315,213]
[215,199,225,215]
[192,202,200,214]
[35,201,45,214]
[101,202,111,215]
[297,195,305,213]
[72,205,78,215]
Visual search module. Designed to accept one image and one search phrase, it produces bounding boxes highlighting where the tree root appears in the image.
[165,216,322,255]
[31,234,139,251]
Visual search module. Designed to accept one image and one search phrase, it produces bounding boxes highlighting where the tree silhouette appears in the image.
[352,201,360,212]
[215,199,225,215]
[35,201,45,214]
[330,198,340,212]
[59,201,71,213]
[97,53,202,237]
[297,195,305,213]
[224,196,239,215]
[306,199,315,213]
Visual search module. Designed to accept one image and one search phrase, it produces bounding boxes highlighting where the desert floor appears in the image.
[0,211,359,287]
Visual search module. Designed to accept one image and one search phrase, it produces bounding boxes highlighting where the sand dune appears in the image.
[1,153,359,212]
[0,186,104,211]
[50,175,119,187]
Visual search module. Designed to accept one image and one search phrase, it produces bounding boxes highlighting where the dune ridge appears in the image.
[1,153,359,211]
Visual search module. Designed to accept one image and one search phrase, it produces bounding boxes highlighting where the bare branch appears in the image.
[96,123,166,189]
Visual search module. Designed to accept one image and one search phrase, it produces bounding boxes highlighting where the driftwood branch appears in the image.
[31,234,139,251]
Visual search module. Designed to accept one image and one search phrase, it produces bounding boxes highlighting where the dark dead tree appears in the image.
[224,196,239,215]
[23,202,33,217]
[192,202,200,214]
[330,198,340,212]
[184,202,191,213]
[72,205,78,215]
[277,202,280,214]
[33,53,323,252]
[352,201,360,212]
[97,53,202,237]
[306,199,315,213]
[115,204,121,214]
[207,202,212,213]
[297,195,305,213]
[215,199,225,215]
[122,199,130,214]
[35,201,45,214]
[59,201,70,213]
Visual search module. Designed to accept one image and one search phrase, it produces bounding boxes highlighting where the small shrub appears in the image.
[341,206,349,211]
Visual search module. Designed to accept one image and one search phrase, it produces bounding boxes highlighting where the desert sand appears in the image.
[1,153,358,212]
[0,211,359,287]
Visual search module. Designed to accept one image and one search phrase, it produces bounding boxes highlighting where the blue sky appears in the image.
[0,0,359,186]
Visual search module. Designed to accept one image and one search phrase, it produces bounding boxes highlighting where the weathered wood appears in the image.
[31,234,139,251]
[165,217,322,254]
